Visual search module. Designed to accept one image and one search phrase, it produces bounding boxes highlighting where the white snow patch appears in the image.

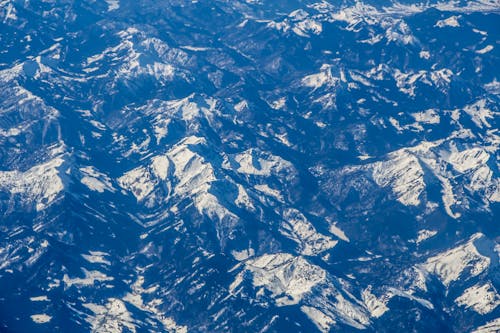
[462,99,495,129]
[423,233,490,287]
[244,253,326,306]
[151,155,170,180]
[254,184,284,202]
[387,288,434,309]
[416,229,437,245]
[372,151,425,206]
[419,51,430,59]
[80,166,115,193]
[167,137,214,195]
[82,251,111,265]
[435,16,460,28]
[270,97,286,110]
[2,2,17,22]
[122,276,187,333]
[455,282,500,314]
[301,306,336,333]
[234,100,248,112]
[439,174,461,219]
[473,28,488,36]
[448,148,490,173]
[118,154,172,203]
[235,184,255,211]
[294,19,322,37]
[180,45,210,51]
[362,287,389,318]
[411,109,440,125]
[83,299,136,333]
[472,318,500,333]
[234,149,292,177]
[469,165,500,202]
[118,166,156,202]
[156,95,217,124]
[167,137,238,225]
[280,208,337,255]
[232,248,255,261]
[105,0,119,11]
[31,314,51,324]
[476,45,493,54]
[0,157,65,211]
[328,223,350,242]
[302,64,338,90]
[193,191,238,225]
[63,269,113,288]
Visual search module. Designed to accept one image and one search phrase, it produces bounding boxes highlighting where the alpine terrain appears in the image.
[0,0,499,332]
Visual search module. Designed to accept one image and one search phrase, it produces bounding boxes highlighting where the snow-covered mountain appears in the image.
[0,0,498,332]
